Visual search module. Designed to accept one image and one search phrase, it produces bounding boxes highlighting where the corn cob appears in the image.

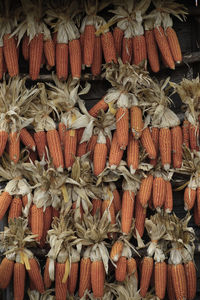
[8,197,22,221]
[138,175,153,208]
[27,257,45,294]
[159,127,171,170]
[141,127,156,159]
[139,256,154,297]
[91,260,105,298]
[121,190,135,234]
[14,261,26,300]
[127,132,139,174]
[0,257,14,289]
[155,262,167,299]
[116,107,129,150]
[171,125,183,168]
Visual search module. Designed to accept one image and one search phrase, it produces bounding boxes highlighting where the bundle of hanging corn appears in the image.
[0,0,19,78]
[109,0,187,72]
[165,213,196,300]
[0,218,45,299]
[110,0,151,66]
[0,155,33,222]
[46,75,90,170]
[45,0,82,80]
[170,77,200,153]
[12,0,55,80]
[172,146,200,224]
[144,0,187,71]
[21,158,69,246]
[44,210,82,299]
[0,77,39,163]
[137,212,197,300]
[80,0,117,75]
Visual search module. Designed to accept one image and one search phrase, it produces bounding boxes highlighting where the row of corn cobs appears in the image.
[0,58,199,299]
[0,0,187,80]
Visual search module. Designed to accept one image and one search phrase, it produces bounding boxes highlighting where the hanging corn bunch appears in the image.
[0,218,45,296]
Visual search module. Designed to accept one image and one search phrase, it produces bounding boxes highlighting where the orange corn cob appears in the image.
[40,206,52,247]
[127,132,139,173]
[145,29,160,72]
[153,177,166,210]
[121,190,135,234]
[115,256,127,282]
[91,36,102,76]
[159,127,171,169]
[14,262,26,300]
[110,240,123,262]
[122,37,132,63]
[134,195,147,237]
[56,43,68,80]
[28,257,45,294]
[130,106,144,139]
[154,26,175,69]
[64,129,77,169]
[20,128,36,151]
[55,262,68,299]
[171,264,187,300]
[182,120,190,148]
[68,262,79,295]
[91,199,102,216]
[0,130,8,156]
[31,204,44,242]
[0,257,14,289]
[29,33,44,80]
[22,34,29,61]
[113,27,124,57]
[155,262,167,300]
[184,260,197,300]
[69,39,81,79]
[0,46,3,79]
[138,175,153,208]
[140,257,154,297]
[87,134,98,159]
[109,130,124,167]
[132,35,147,66]
[58,122,66,149]
[47,129,64,171]
[9,131,20,164]
[89,97,108,117]
[164,181,173,213]
[101,199,116,225]
[93,142,107,176]
[141,127,156,159]
[166,27,182,63]
[184,187,196,211]
[8,197,22,222]
[171,125,183,168]
[84,24,95,67]
[127,258,138,280]
[78,257,91,298]
[0,191,12,220]
[44,257,52,289]
[91,260,105,298]
[3,33,19,77]
[116,107,129,150]
[112,187,121,213]
[44,39,55,67]
[150,127,159,166]
[167,263,176,300]
[189,123,199,151]
[34,131,47,160]
[101,31,117,63]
